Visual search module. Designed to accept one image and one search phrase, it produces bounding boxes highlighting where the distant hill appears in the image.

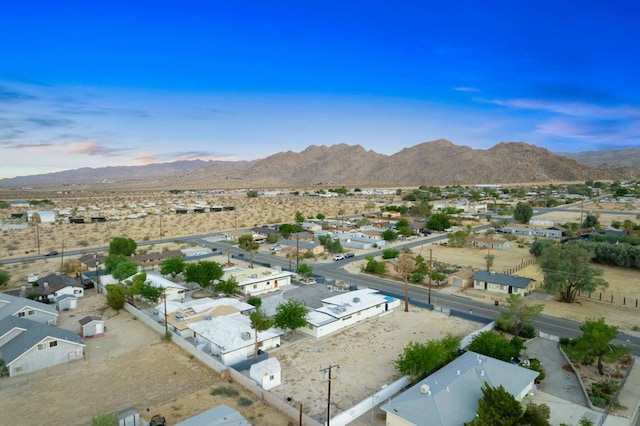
[558,148,640,169]
[1,140,637,190]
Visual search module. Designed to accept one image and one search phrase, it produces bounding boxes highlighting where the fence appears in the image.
[501,256,536,275]
[124,303,321,425]
[577,290,639,308]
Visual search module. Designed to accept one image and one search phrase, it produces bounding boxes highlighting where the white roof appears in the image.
[250,357,281,376]
[317,288,391,319]
[155,297,253,315]
[127,273,186,290]
[222,266,294,287]
[188,312,283,354]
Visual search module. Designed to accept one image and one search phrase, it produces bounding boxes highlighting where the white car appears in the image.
[270,245,282,251]
[333,254,344,261]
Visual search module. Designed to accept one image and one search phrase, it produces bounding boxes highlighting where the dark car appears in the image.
[44,250,59,256]
[344,252,355,258]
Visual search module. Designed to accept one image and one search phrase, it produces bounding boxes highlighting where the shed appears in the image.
[79,315,105,338]
[55,294,77,311]
[250,357,282,390]
[32,211,56,223]
[448,268,475,288]
[175,404,249,426]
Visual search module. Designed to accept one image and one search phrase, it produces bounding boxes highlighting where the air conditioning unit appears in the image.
[420,384,430,394]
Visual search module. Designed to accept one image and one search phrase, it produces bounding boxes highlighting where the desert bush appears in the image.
[237,397,253,407]
[211,386,239,397]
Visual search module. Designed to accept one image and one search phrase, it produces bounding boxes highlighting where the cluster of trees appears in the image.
[249,299,308,360]
[465,383,552,426]
[395,335,460,382]
[105,272,165,310]
[530,241,608,303]
[426,213,452,231]
[468,331,525,363]
[104,237,139,281]
[496,294,544,338]
[318,234,343,254]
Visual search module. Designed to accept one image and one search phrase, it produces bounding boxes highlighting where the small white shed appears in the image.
[249,357,282,390]
[79,315,105,338]
[55,294,77,311]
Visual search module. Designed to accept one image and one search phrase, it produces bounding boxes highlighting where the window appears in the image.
[73,289,82,295]
[253,284,257,289]
[17,312,26,317]
[28,310,35,316]
[37,343,46,350]
[269,374,275,380]
[49,340,58,348]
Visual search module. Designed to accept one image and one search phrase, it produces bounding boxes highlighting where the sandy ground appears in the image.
[269,309,482,423]
[0,293,290,426]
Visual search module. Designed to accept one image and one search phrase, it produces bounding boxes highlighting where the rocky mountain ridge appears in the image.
[1,140,637,190]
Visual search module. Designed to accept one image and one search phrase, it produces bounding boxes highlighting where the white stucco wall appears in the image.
[8,338,84,376]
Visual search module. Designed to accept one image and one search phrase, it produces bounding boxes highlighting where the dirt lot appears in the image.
[0,293,290,426]
[269,308,481,423]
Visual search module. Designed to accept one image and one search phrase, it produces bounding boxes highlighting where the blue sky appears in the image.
[1,1,639,178]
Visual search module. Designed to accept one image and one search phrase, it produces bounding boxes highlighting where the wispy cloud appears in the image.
[454,86,479,93]
[0,85,35,102]
[483,98,640,120]
[7,140,120,157]
[25,117,74,128]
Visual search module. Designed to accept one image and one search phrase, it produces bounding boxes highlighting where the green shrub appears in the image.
[528,358,546,381]
[237,397,253,407]
[211,386,239,397]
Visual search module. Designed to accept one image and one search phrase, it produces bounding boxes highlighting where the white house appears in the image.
[188,312,284,366]
[5,274,84,304]
[0,316,85,376]
[381,351,539,426]
[222,266,295,297]
[300,288,400,338]
[473,271,534,295]
[0,292,58,325]
[250,357,282,390]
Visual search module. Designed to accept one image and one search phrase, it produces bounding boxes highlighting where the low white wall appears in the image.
[460,321,496,348]
[329,375,410,426]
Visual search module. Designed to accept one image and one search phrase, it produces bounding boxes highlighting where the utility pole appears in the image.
[163,289,168,336]
[35,223,40,254]
[159,214,163,238]
[320,363,340,426]
[295,233,300,272]
[60,240,65,270]
[428,248,433,305]
[94,253,101,292]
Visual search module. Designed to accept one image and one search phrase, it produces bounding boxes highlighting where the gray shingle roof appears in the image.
[79,315,103,326]
[4,274,82,298]
[381,351,539,426]
[0,292,57,320]
[473,270,532,289]
[0,316,84,365]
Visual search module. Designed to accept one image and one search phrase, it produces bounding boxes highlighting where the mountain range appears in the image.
[1,140,638,190]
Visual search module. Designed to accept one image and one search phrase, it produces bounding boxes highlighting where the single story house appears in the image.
[4,274,84,304]
[381,351,539,426]
[222,266,295,297]
[79,315,105,338]
[447,269,476,288]
[0,292,58,325]
[277,238,325,256]
[55,294,77,311]
[301,288,400,339]
[250,357,282,390]
[0,316,85,376]
[125,273,187,301]
[155,297,255,338]
[469,236,510,250]
[174,405,250,426]
[131,250,185,269]
[500,224,564,239]
[188,312,284,366]
[473,270,534,295]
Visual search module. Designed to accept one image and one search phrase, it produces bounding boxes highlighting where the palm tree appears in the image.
[249,309,273,362]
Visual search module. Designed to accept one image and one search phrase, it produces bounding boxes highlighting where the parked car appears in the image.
[44,250,59,256]
[344,252,355,258]
[333,254,344,261]
[270,244,282,251]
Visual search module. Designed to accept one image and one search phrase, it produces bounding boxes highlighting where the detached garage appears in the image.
[79,316,105,338]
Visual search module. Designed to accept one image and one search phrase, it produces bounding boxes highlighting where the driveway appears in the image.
[525,337,586,405]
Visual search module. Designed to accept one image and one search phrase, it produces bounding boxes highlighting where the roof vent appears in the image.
[420,384,430,394]
[456,370,460,376]
[43,282,49,288]
[481,370,485,377]
[352,297,360,303]
[241,331,251,341]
